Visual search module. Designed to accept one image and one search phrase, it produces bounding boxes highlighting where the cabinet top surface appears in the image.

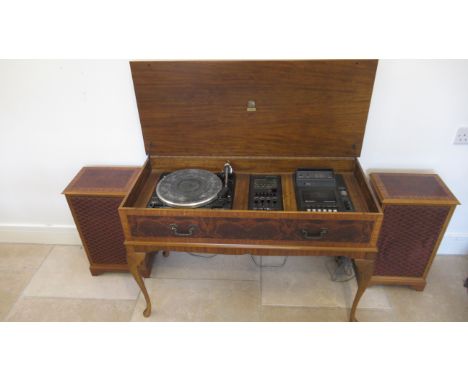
[370,173,459,205]
[63,167,141,196]
[130,60,378,159]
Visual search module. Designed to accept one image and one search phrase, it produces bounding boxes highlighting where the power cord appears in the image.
[186,252,218,258]
[325,256,355,282]
[250,255,288,268]
[185,251,289,268]
[179,252,352,281]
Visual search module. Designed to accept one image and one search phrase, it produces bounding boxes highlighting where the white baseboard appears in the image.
[437,233,468,255]
[0,224,81,245]
[0,224,467,255]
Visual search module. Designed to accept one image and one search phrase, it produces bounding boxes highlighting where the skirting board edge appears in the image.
[0,224,81,245]
[437,233,468,256]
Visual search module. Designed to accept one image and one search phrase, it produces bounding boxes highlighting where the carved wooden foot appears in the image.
[349,258,375,322]
[410,282,426,292]
[89,268,105,276]
[127,250,152,317]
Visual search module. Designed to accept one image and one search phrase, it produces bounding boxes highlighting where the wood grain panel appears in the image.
[130,60,378,158]
[282,174,297,211]
[354,161,381,213]
[150,156,356,172]
[127,214,375,247]
[121,159,151,207]
[341,172,368,212]
[133,171,163,208]
[232,174,249,210]
[128,242,374,257]
[370,173,459,205]
[63,167,140,197]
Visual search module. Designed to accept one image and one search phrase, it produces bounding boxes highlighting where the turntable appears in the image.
[147,164,234,209]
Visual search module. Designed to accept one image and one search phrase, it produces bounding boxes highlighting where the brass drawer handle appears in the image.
[301,228,328,240]
[169,224,197,237]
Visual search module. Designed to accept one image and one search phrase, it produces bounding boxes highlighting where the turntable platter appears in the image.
[156,169,223,208]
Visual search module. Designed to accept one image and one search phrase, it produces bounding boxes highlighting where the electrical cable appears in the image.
[186,252,218,258]
[181,252,351,280]
[185,251,289,268]
[250,255,288,268]
[325,256,355,282]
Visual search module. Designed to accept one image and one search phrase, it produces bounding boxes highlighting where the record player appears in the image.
[147,164,235,209]
[119,60,383,321]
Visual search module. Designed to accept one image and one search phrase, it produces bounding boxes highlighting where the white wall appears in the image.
[0,60,146,243]
[360,60,468,254]
[0,60,467,254]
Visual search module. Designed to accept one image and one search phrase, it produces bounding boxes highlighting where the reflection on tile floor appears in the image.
[22,245,140,300]
[6,297,136,322]
[261,256,391,309]
[1,244,467,322]
[131,278,260,322]
[0,267,37,320]
[151,251,260,281]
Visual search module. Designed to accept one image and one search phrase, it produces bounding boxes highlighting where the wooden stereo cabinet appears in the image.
[63,166,153,277]
[120,60,384,321]
[369,173,459,291]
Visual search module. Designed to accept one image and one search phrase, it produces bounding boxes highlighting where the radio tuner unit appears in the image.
[248,175,283,211]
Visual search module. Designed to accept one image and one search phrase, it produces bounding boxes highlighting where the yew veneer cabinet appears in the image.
[63,167,153,277]
[369,173,459,291]
[115,60,384,322]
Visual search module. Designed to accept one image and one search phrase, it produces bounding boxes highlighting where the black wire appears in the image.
[177,251,353,282]
[186,252,218,258]
[185,252,289,268]
[250,255,288,268]
[325,257,355,282]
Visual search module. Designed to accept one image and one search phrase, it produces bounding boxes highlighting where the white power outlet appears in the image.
[454,127,468,145]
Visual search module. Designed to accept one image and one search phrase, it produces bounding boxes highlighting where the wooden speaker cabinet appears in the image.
[369,173,459,291]
[63,167,153,277]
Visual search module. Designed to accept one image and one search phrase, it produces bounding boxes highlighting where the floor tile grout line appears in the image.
[149,276,260,282]
[383,291,407,317]
[3,244,56,321]
[260,257,263,308]
[260,302,394,310]
[4,244,140,319]
[130,291,143,321]
[0,244,55,271]
[14,244,141,303]
[137,269,393,311]
[5,295,140,302]
[3,244,465,321]
[146,257,393,311]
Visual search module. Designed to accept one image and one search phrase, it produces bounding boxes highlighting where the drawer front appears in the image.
[127,215,375,247]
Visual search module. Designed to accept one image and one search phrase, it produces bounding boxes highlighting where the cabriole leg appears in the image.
[349,258,375,322]
[127,249,152,317]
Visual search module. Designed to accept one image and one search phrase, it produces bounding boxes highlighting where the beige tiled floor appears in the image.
[22,245,140,300]
[1,244,467,322]
[261,256,391,309]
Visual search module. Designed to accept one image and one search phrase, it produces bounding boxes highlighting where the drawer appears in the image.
[124,210,380,250]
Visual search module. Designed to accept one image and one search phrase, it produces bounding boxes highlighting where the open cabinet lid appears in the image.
[130,60,378,158]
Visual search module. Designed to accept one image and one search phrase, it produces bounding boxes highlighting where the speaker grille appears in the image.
[69,196,127,265]
[375,205,450,277]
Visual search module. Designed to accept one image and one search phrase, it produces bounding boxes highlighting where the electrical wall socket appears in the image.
[454,127,468,145]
